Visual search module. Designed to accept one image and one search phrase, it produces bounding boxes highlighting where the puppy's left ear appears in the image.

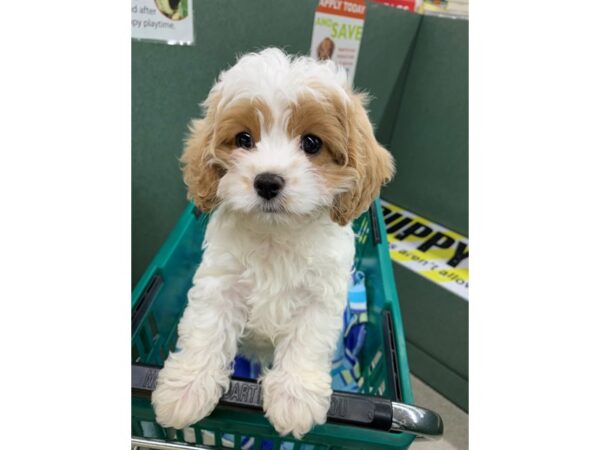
[331,93,395,226]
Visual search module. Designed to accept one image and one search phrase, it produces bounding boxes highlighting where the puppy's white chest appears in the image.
[202,210,356,361]
[245,236,312,288]
[236,242,313,361]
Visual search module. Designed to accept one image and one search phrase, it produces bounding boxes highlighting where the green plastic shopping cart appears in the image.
[131,199,443,449]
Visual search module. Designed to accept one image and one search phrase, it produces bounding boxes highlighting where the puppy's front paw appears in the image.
[151,355,229,429]
[262,369,332,440]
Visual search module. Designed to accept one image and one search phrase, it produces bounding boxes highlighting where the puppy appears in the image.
[152,48,394,439]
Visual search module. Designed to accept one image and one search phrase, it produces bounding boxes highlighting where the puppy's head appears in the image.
[181,48,394,226]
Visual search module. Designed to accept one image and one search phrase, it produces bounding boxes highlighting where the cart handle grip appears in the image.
[132,364,443,439]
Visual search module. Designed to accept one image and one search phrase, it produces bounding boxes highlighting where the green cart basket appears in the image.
[131,199,443,450]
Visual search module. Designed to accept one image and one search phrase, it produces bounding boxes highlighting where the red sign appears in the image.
[370,0,419,12]
[316,0,367,20]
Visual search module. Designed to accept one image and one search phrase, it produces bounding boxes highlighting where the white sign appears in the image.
[132,0,194,45]
[382,200,469,301]
[310,0,366,85]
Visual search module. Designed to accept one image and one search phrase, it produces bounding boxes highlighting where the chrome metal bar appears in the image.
[131,437,212,450]
[390,401,444,439]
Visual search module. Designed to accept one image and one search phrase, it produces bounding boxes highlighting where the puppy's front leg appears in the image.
[152,260,247,429]
[262,301,344,439]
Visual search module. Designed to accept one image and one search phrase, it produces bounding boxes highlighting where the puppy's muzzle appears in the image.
[254,173,285,200]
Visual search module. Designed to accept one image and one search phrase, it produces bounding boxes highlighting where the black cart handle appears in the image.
[132,364,443,439]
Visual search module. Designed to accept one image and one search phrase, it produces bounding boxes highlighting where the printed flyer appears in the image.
[131,0,194,45]
[310,0,366,85]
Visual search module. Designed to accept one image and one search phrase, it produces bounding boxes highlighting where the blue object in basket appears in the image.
[332,269,367,392]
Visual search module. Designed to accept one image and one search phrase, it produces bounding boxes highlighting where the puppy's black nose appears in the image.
[254,173,285,200]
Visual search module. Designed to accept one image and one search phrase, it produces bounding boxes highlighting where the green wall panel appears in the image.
[381,15,468,235]
[392,264,468,410]
[406,341,468,411]
[354,4,421,132]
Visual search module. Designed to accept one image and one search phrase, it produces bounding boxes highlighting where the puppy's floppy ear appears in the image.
[331,93,395,226]
[180,90,223,212]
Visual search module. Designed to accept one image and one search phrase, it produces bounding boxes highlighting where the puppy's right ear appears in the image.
[181,92,222,212]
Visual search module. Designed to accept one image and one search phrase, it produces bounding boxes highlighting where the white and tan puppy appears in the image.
[152,48,394,439]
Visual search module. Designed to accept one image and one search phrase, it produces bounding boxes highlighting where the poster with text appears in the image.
[132,0,194,45]
[310,0,366,85]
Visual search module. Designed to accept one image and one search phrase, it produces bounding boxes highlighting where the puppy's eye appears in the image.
[300,134,322,155]
[235,132,254,150]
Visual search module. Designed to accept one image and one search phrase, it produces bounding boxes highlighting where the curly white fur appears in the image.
[152,48,393,439]
[153,207,354,438]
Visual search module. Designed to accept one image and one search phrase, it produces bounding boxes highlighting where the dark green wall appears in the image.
[381,15,468,235]
[133,0,468,410]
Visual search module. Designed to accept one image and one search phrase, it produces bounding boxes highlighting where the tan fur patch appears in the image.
[287,90,395,225]
[287,94,349,166]
[214,98,273,149]
[287,94,356,202]
[181,94,274,212]
[329,92,395,225]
